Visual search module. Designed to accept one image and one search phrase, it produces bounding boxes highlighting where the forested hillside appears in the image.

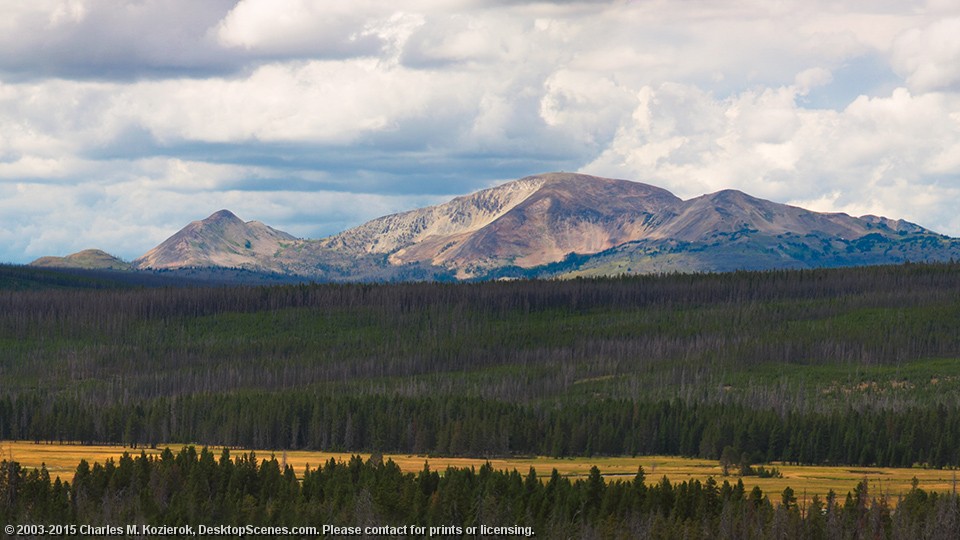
[2,263,960,467]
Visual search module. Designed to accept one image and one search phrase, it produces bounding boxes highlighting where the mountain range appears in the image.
[32,172,960,281]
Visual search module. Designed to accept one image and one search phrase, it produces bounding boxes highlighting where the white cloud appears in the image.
[539,69,637,147]
[47,0,88,28]
[135,60,449,144]
[794,67,833,95]
[215,0,386,57]
[3,0,960,263]
[892,17,960,92]
[0,0,237,78]
[586,82,960,235]
[0,60,474,152]
[400,12,531,67]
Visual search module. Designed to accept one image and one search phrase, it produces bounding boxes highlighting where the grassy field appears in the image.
[5,441,956,508]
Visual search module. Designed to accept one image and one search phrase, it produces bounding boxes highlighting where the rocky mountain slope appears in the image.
[133,209,297,270]
[303,172,951,279]
[34,173,960,280]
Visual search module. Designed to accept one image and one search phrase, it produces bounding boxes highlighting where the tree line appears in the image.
[3,396,960,468]
[2,447,959,538]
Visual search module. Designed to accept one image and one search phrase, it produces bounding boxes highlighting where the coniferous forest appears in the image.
[2,262,960,536]
[3,446,959,539]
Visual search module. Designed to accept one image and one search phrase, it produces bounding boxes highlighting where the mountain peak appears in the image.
[133,210,296,270]
[323,172,682,276]
[129,172,959,280]
[704,188,752,201]
[206,209,242,222]
[520,171,606,184]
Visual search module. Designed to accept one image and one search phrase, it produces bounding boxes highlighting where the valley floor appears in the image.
[5,440,956,510]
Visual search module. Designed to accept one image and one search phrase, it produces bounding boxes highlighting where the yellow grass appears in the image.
[4,441,957,507]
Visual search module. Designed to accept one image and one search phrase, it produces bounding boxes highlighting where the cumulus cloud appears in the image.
[135,61,452,144]
[0,0,239,80]
[539,69,637,147]
[891,17,960,92]
[586,83,960,234]
[215,0,386,57]
[2,0,960,263]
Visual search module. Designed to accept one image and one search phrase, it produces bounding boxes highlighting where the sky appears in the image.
[2,0,960,263]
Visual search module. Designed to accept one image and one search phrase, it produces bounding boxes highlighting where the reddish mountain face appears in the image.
[69,172,954,280]
[389,174,683,276]
[133,209,296,270]
[320,172,932,278]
